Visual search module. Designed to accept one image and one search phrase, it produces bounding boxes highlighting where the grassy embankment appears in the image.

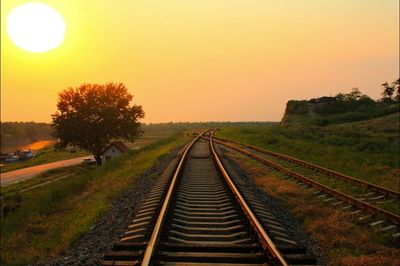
[0,132,189,266]
[216,113,400,265]
[217,113,400,190]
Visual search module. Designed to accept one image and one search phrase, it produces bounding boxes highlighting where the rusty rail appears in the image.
[211,137,400,225]
[210,133,288,266]
[214,137,400,199]
[141,136,200,266]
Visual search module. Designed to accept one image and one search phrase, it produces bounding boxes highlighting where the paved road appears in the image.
[0,156,93,187]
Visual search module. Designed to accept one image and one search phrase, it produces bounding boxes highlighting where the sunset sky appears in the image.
[1,0,399,123]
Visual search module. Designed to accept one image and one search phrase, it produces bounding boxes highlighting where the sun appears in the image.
[7,3,66,53]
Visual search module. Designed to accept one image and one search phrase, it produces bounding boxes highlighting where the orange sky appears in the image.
[1,0,399,123]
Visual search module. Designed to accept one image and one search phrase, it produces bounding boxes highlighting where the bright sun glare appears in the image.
[7,3,66,53]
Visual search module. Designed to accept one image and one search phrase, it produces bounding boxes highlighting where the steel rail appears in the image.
[141,135,200,266]
[209,133,289,266]
[214,136,400,199]
[210,137,400,225]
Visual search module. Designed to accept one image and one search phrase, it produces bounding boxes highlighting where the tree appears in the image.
[335,88,362,102]
[393,78,400,102]
[381,82,395,102]
[335,93,346,102]
[347,88,362,101]
[52,82,144,165]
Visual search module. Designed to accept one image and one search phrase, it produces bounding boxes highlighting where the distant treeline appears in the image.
[142,121,274,133]
[1,121,273,142]
[1,122,54,151]
[283,79,400,126]
[1,121,275,152]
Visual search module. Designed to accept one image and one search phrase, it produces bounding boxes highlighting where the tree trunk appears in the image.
[94,154,102,165]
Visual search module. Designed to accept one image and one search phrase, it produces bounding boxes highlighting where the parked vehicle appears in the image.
[18,149,35,160]
[5,153,19,163]
[81,157,96,166]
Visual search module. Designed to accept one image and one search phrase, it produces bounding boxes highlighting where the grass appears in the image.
[1,166,76,195]
[0,132,189,266]
[224,150,399,265]
[215,113,400,190]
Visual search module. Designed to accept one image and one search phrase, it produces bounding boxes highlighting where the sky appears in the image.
[1,0,399,123]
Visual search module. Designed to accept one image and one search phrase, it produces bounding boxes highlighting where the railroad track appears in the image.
[213,136,399,200]
[209,135,400,234]
[103,135,317,265]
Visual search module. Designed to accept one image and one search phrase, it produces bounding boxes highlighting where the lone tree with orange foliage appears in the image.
[52,82,144,165]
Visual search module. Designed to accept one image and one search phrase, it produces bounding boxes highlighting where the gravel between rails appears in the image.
[35,146,183,266]
[216,144,326,265]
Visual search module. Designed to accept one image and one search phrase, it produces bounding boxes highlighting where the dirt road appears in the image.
[0,156,93,186]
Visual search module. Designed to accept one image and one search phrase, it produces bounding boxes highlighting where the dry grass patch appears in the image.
[339,252,399,266]
[225,151,399,266]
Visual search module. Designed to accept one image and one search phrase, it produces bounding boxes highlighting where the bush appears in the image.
[282,90,399,126]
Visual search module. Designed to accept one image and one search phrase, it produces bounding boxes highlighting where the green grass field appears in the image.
[0,132,189,266]
[216,113,400,190]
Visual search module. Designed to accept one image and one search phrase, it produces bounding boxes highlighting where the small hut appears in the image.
[101,141,130,164]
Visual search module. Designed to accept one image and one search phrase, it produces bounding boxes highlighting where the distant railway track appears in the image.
[209,136,400,228]
[213,136,400,199]
[103,135,317,265]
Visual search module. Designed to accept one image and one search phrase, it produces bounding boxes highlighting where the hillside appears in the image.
[295,112,400,155]
[281,94,399,126]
